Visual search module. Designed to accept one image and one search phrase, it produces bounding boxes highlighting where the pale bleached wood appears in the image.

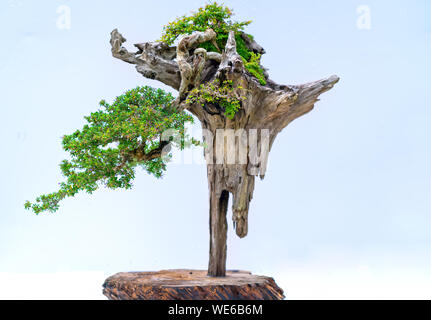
[109,28,339,277]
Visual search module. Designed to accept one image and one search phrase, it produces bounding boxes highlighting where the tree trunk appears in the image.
[204,124,257,276]
[109,29,339,278]
[207,170,229,276]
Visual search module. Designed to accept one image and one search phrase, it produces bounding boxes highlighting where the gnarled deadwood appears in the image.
[176,29,221,101]
[109,28,339,277]
[216,31,244,78]
[239,32,265,55]
[110,29,181,90]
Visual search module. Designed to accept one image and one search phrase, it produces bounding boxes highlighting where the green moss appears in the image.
[198,33,266,86]
[235,34,252,61]
[159,3,266,85]
[242,53,266,85]
[186,79,246,119]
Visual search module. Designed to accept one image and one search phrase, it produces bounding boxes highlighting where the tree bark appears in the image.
[208,179,229,277]
[110,29,339,277]
[103,270,285,300]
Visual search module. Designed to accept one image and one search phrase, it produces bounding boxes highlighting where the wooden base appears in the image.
[103,269,284,300]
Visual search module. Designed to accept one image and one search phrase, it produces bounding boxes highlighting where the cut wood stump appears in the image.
[103,269,284,300]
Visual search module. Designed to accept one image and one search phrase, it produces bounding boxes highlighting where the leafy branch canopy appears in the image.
[25,86,196,214]
[26,2,271,214]
[160,2,266,86]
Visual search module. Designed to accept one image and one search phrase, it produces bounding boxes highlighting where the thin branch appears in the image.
[114,141,170,172]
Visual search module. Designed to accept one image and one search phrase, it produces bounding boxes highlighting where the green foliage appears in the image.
[160,2,266,85]
[160,2,251,46]
[235,34,252,61]
[25,3,267,215]
[242,52,266,85]
[186,79,245,119]
[25,86,197,214]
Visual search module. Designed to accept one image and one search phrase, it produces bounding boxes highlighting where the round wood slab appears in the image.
[103,269,284,300]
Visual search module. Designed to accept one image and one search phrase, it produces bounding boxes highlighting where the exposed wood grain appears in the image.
[103,270,284,300]
[109,28,339,277]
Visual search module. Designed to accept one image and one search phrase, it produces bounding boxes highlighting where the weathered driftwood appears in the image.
[103,270,284,300]
[110,29,339,277]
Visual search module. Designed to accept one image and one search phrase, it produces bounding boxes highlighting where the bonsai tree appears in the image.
[26,3,338,277]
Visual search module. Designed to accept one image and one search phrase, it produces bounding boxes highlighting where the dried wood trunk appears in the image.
[206,158,255,276]
[208,181,228,277]
[103,270,285,300]
[110,29,339,277]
